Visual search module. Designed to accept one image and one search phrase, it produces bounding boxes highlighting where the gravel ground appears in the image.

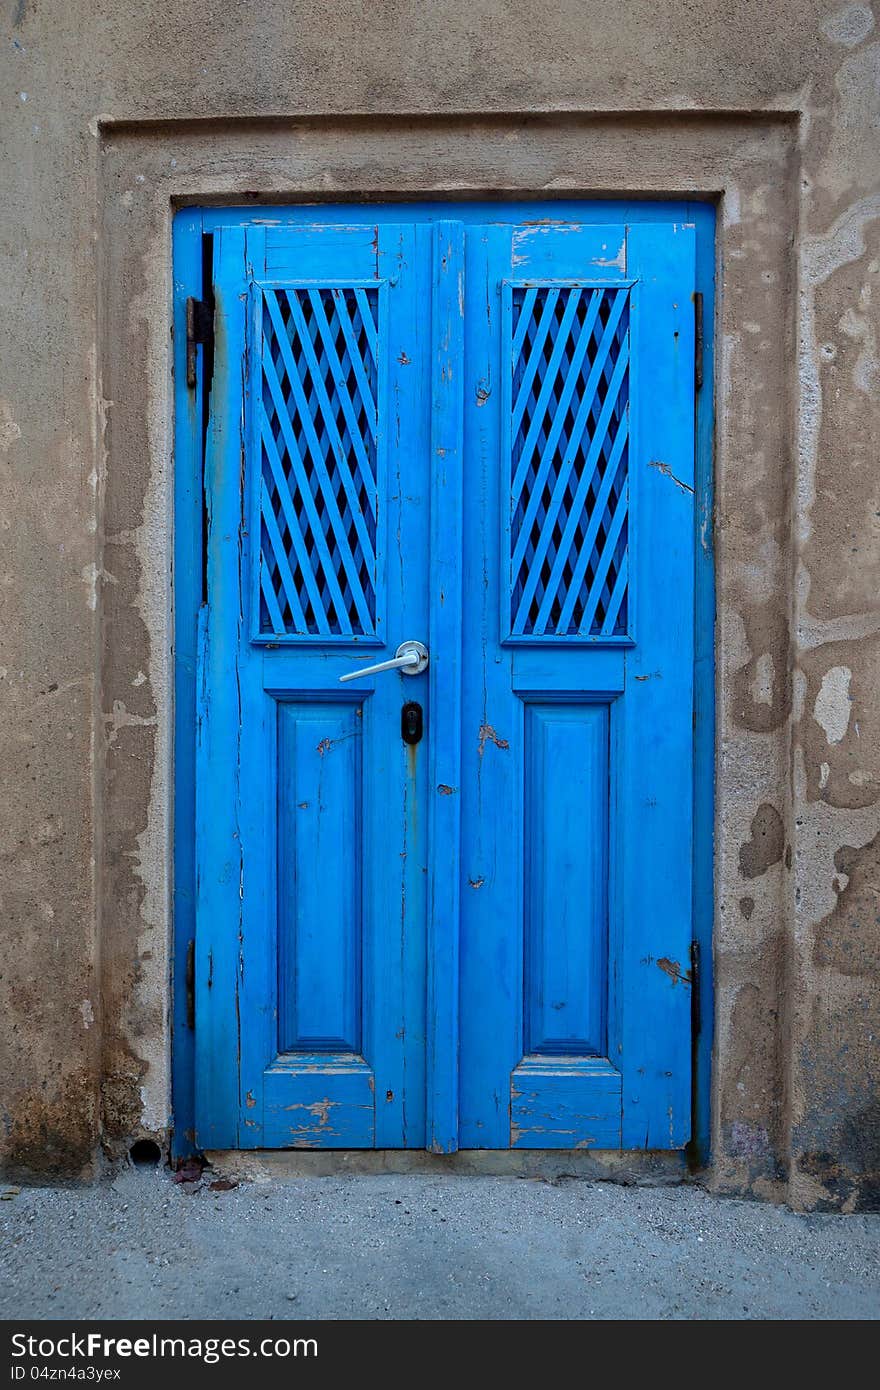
[1,1168,878,1320]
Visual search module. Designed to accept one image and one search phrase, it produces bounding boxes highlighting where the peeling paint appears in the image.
[657,957,692,987]
[813,665,852,745]
[647,458,693,494]
[477,723,509,755]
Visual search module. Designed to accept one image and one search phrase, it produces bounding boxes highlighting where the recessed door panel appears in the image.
[523,701,609,1058]
[277,699,363,1054]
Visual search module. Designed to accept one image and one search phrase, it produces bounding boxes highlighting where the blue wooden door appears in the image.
[457,222,696,1149]
[196,223,433,1148]
[194,210,695,1151]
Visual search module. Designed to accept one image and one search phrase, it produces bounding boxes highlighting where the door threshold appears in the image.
[206,1148,690,1183]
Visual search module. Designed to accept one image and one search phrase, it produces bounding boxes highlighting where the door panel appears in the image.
[276,700,363,1053]
[523,700,608,1057]
[194,209,696,1153]
[195,222,431,1149]
[458,221,695,1150]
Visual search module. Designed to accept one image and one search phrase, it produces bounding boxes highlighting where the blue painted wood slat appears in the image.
[194,224,250,1149]
[170,210,205,1158]
[617,223,696,1148]
[426,221,465,1153]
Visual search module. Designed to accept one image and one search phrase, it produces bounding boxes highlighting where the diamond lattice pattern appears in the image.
[258,286,380,637]
[508,285,630,639]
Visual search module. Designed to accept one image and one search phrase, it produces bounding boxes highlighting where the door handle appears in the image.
[339,640,429,683]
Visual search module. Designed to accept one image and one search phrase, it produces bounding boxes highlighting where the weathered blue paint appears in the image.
[426,222,465,1154]
[195,223,431,1148]
[172,201,715,1157]
[511,1059,623,1149]
[170,211,206,1160]
[458,220,695,1149]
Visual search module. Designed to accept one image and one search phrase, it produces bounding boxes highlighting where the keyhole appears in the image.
[401,701,423,745]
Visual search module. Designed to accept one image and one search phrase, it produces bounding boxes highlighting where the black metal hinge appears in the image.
[186,296,214,390]
[693,291,704,392]
[185,938,196,1030]
[690,939,700,1037]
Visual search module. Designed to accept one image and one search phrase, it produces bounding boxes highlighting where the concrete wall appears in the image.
[1,1,877,1209]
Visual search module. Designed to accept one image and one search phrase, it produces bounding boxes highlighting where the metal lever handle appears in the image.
[339,640,429,683]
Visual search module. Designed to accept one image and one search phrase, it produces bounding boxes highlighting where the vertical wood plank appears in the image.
[426,221,465,1152]
[171,211,204,1158]
[194,225,249,1149]
[235,226,281,1150]
[459,222,519,1148]
[689,200,717,1164]
[617,222,696,1147]
[369,222,430,1149]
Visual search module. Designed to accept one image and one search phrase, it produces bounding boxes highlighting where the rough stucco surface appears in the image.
[0,2,878,1208]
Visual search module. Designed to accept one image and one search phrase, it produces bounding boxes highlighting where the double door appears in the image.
[194,208,696,1151]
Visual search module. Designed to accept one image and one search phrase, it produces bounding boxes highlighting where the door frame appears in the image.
[171,199,716,1162]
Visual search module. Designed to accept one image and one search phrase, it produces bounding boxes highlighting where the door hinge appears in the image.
[693,291,704,392]
[690,939,700,1037]
[186,296,214,390]
[185,938,196,1030]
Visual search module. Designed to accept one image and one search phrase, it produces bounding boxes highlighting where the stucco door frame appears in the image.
[97,112,798,1175]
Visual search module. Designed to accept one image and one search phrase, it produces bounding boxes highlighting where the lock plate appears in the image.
[401,701,423,746]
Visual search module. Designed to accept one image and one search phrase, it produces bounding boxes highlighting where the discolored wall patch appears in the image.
[738,804,785,880]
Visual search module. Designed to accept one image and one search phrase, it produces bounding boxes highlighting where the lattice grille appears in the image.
[508,285,630,639]
[257,286,380,637]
